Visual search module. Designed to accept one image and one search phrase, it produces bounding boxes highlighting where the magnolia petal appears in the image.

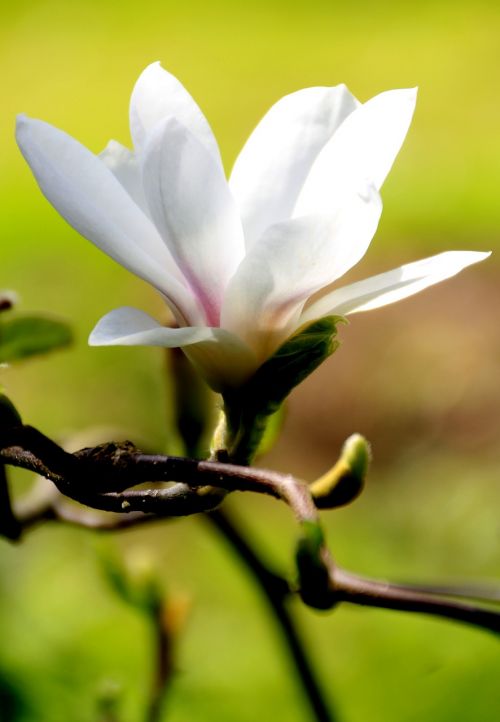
[294,88,417,216]
[16,115,203,326]
[141,117,245,326]
[89,306,257,391]
[301,251,491,322]
[99,140,149,213]
[129,61,222,166]
[221,185,382,357]
[90,306,214,346]
[229,85,359,249]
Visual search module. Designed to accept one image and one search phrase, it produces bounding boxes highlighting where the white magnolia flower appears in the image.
[16,63,489,391]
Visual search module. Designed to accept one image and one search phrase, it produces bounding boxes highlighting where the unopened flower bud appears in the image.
[310,433,371,509]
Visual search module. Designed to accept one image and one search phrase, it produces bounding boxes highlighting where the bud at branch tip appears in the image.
[310,433,371,509]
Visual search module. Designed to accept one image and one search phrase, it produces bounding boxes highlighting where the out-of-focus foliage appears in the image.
[1,0,500,720]
[0,315,72,363]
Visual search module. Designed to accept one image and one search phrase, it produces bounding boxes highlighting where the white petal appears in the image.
[16,115,204,326]
[99,140,149,213]
[294,88,417,216]
[221,185,382,357]
[129,61,222,166]
[301,251,491,322]
[90,306,213,346]
[141,117,245,326]
[229,85,359,248]
[89,307,257,391]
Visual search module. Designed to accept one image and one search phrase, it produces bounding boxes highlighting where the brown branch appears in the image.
[331,569,500,635]
[2,423,500,638]
[0,425,318,524]
[385,580,500,604]
[0,464,22,540]
[48,501,156,531]
[13,478,164,533]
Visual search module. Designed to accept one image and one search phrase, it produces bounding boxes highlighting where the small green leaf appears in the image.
[0,316,73,363]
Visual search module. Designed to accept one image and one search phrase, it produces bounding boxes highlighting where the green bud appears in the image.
[96,679,122,721]
[310,434,371,509]
[99,545,162,614]
[296,521,334,610]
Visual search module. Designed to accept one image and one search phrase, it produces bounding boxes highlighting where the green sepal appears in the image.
[244,315,345,415]
[221,316,345,463]
[254,403,286,458]
[0,315,73,363]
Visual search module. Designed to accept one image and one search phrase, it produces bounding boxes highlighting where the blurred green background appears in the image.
[2,0,500,720]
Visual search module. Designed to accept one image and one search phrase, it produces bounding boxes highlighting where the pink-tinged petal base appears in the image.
[141,117,245,326]
[221,185,382,360]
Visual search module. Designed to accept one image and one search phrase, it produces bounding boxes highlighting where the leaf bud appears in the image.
[310,433,371,509]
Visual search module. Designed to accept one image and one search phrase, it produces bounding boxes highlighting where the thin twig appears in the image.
[207,508,336,722]
[147,602,173,722]
[13,481,161,533]
[0,464,22,540]
[332,569,500,635]
[380,580,500,604]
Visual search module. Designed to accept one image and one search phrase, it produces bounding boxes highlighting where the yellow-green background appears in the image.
[2,1,500,720]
